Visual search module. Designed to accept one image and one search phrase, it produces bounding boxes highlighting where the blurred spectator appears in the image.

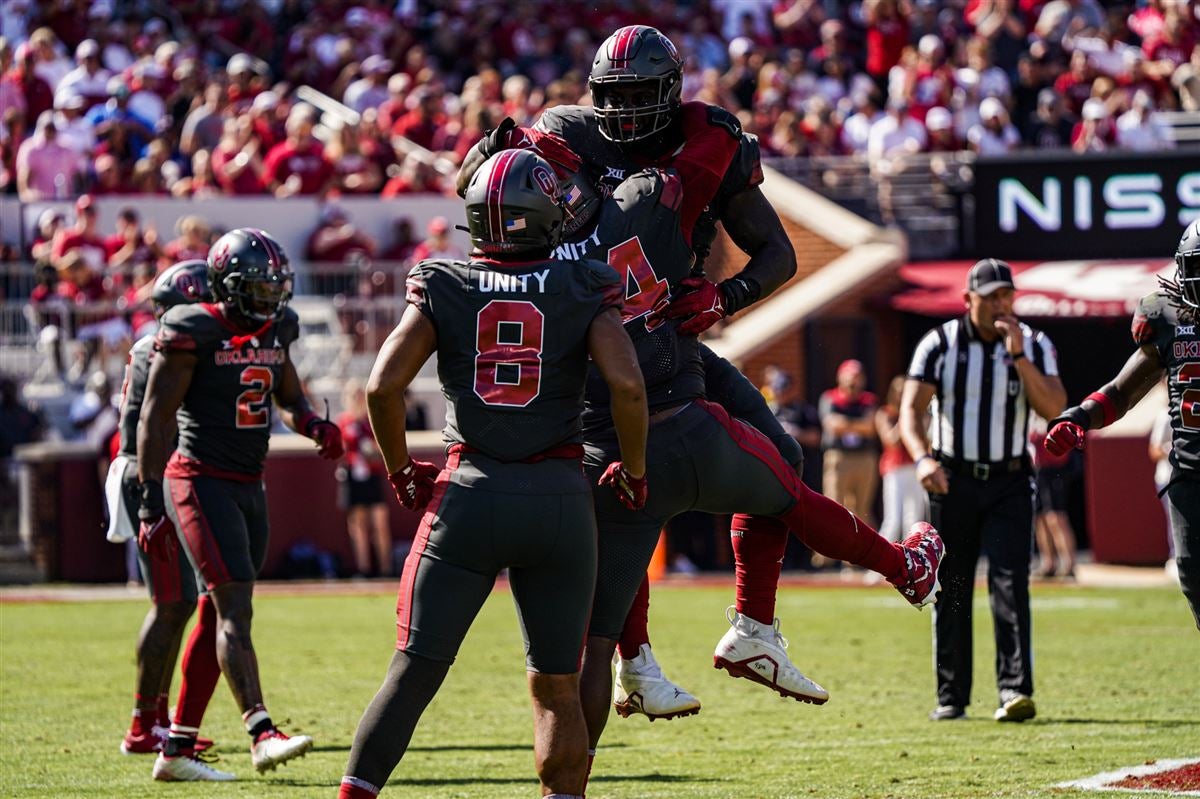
[875,375,922,544]
[1117,90,1173,151]
[819,359,879,529]
[30,207,65,264]
[264,103,334,197]
[379,216,418,262]
[381,152,442,196]
[410,217,464,262]
[57,39,110,110]
[967,96,1020,154]
[841,89,885,154]
[171,147,221,197]
[52,90,94,153]
[1053,49,1097,116]
[326,119,383,194]
[163,215,212,264]
[868,98,927,161]
[56,249,125,380]
[27,262,66,377]
[761,364,823,491]
[1026,89,1074,148]
[864,0,910,96]
[1072,97,1116,152]
[1035,0,1105,44]
[104,206,163,277]
[15,109,84,199]
[391,87,446,150]
[121,261,157,340]
[68,369,119,449]
[969,0,1027,78]
[51,194,107,273]
[86,77,155,160]
[307,204,376,264]
[925,105,961,150]
[126,61,166,129]
[90,151,132,194]
[0,374,44,536]
[28,27,71,92]
[179,82,227,157]
[343,55,392,114]
[6,44,54,139]
[211,116,266,194]
[336,379,393,578]
[905,35,954,120]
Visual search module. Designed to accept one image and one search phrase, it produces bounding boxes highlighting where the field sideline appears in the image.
[2,581,1196,798]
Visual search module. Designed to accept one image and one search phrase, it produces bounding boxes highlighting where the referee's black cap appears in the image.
[967,258,1015,296]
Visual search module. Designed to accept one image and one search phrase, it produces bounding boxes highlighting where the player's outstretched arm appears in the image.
[275,357,344,460]
[587,308,647,478]
[137,349,195,485]
[1046,344,1164,456]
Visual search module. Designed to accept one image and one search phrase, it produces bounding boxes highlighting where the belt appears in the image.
[448,442,584,463]
[936,453,1029,481]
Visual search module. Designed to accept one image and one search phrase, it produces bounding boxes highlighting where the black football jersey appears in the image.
[1133,292,1200,474]
[552,169,707,430]
[154,304,299,474]
[406,256,622,461]
[117,335,154,459]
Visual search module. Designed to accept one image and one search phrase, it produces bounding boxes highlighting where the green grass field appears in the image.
[1,582,1196,798]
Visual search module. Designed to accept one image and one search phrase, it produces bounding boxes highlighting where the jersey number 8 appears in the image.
[474,300,544,407]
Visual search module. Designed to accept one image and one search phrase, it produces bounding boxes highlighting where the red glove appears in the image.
[598,462,648,511]
[663,277,727,335]
[505,126,582,178]
[138,515,177,565]
[389,459,440,511]
[1044,420,1085,456]
[306,418,345,460]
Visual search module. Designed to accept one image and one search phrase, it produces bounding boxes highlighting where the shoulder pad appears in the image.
[275,306,300,345]
[155,304,220,353]
[1132,291,1171,345]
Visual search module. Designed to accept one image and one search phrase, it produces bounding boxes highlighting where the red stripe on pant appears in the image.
[148,518,184,604]
[168,478,232,588]
[696,400,804,496]
[395,450,461,651]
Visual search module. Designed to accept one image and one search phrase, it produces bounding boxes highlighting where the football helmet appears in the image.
[464,150,564,254]
[207,228,293,322]
[559,165,600,239]
[590,25,683,145]
[1176,219,1200,309]
[151,259,212,318]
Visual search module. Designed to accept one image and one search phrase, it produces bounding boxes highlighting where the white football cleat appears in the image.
[152,753,236,781]
[251,729,314,773]
[713,607,829,705]
[613,644,701,721]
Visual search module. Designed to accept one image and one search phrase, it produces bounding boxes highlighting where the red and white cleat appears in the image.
[251,729,313,773]
[613,644,701,721]
[890,522,945,609]
[121,725,168,755]
[713,608,829,705]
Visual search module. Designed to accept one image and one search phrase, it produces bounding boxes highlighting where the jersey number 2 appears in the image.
[475,300,544,407]
[1180,362,1200,430]
[608,236,668,330]
[236,366,273,429]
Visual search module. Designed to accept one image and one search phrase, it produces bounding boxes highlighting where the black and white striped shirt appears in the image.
[908,316,1059,462]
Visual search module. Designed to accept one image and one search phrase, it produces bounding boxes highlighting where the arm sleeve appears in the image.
[908,328,944,384]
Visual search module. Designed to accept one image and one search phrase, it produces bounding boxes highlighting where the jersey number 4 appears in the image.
[609,236,668,330]
[236,366,273,429]
[474,300,544,407]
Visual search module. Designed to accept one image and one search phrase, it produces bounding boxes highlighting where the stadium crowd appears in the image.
[2,0,1198,208]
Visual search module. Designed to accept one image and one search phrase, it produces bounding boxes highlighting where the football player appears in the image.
[112,261,219,765]
[336,150,647,799]
[1045,220,1200,631]
[138,228,344,780]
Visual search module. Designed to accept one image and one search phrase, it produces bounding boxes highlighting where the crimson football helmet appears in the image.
[1177,219,1200,309]
[464,150,564,254]
[207,228,293,322]
[589,25,683,145]
[152,259,212,318]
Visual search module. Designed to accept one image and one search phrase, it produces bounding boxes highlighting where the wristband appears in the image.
[1011,351,1026,361]
[718,276,761,316]
[1084,390,1118,428]
[295,409,320,438]
[916,453,935,467]
[139,479,164,520]
[1055,405,1092,432]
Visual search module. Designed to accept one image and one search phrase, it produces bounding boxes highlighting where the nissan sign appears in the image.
[973,151,1200,259]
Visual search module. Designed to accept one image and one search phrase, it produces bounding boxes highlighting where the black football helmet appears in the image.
[464,150,564,254]
[1177,219,1200,309]
[152,259,212,318]
[207,228,293,322]
[589,25,683,145]
[559,165,600,239]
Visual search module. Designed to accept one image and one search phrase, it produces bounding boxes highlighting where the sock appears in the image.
[616,577,650,660]
[582,748,596,795]
[129,700,153,737]
[339,776,381,798]
[156,694,170,729]
[730,515,787,625]
[782,483,905,580]
[164,722,199,757]
[243,704,274,739]
[174,594,220,730]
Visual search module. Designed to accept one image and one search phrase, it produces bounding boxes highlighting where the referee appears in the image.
[899,259,1066,723]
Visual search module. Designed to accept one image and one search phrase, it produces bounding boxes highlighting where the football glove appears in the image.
[389,459,440,511]
[663,277,727,335]
[306,418,345,460]
[1044,419,1085,456]
[481,117,582,178]
[137,480,176,564]
[598,462,648,511]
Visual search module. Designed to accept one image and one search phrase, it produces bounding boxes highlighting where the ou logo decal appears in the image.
[531,165,558,199]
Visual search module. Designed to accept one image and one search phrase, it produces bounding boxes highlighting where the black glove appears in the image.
[479,117,518,158]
